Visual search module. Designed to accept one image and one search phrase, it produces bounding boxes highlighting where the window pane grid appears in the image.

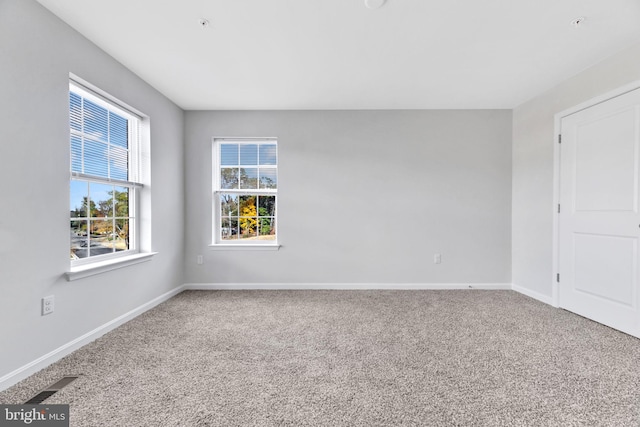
[69,91,132,183]
[70,217,133,259]
[215,139,277,244]
[218,142,277,188]
[70,83,139,262]
[70,178,135,260]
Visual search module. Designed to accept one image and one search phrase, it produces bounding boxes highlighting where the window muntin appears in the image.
[213,139,277,244]
[69,82,140,263]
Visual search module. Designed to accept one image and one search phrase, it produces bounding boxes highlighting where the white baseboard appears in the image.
[511,284,554,305]
[184,283,513,290]
[0,285,186,392]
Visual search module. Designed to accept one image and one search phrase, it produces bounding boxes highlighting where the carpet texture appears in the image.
[1,290,640,426]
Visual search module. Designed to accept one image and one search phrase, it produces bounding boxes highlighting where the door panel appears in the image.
[572,233,636,306]
[574,108,637,212]
[559,88,640,338]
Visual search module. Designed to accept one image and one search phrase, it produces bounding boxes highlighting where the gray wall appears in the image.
[185,110,512,284]
[512,41,640,299]
[0,0,184,377]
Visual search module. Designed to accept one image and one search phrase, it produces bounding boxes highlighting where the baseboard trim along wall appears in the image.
[0,285,186,392]
[184,283,513,290]
[511,284,554,306]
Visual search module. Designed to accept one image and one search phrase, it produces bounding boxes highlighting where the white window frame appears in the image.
[69,79,148,270]
[211,138,280,249]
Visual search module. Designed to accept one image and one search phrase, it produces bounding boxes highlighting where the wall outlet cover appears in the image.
[42,295,54,316]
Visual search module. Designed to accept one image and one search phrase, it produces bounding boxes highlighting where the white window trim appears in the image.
[211,137,280,248]
[66,252,158,281]
[68,75,154,275]
[209,244,280,251]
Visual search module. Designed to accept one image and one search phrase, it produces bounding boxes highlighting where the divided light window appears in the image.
[213,139,277,245]
[69,82,141,264]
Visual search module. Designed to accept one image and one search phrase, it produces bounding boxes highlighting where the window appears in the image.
[69,81,142,264]
[212,138,278,246]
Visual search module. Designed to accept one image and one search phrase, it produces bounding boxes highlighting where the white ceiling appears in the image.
[36,0,640,110]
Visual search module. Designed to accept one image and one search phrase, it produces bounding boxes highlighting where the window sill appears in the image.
[66,252,158,281]
[209,244,281,251]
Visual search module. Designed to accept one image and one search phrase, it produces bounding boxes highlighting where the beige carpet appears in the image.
[1,290,640,426]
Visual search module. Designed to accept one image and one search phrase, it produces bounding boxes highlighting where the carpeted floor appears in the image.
[1,290,640,426]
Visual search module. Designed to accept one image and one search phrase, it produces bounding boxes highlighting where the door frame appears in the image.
[552,79,640,308]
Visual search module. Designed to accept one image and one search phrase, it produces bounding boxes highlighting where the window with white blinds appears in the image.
[69,81,141,264]
[212,138,278,245]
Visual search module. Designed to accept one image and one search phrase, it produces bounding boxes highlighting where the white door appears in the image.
[559,87,640,338]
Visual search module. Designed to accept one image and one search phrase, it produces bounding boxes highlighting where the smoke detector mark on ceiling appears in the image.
[365,0,386,10]
[571,17,585,28]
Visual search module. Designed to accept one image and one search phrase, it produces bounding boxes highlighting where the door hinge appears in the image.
[558,134,562,144]
[557,204,561,213]
[557,273,560,283]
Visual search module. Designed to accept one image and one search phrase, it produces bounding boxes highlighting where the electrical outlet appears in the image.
[196,255,203,265]
[434,253,441,264]
[42,295,54,316]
